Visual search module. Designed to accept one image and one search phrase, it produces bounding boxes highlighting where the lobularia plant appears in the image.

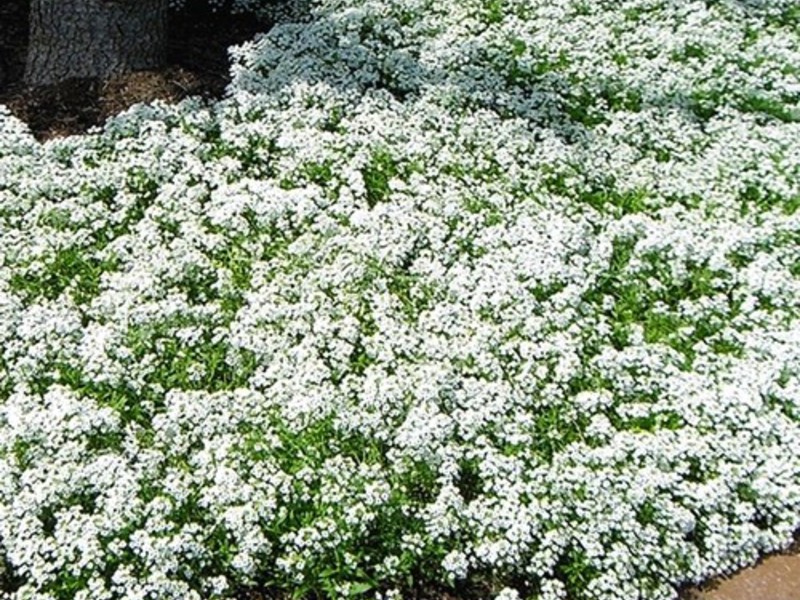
[1,0,800,598]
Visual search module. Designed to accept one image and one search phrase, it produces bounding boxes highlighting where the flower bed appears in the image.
[1,0,799,598]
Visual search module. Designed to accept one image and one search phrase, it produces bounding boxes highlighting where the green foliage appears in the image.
[363,149,399,209]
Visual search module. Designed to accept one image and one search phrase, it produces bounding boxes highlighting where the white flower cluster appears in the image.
[1,0,800,598]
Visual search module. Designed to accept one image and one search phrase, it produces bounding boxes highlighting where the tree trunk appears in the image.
[25,0,168,87]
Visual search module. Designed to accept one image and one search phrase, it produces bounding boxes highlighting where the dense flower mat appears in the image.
[1,0,800,598]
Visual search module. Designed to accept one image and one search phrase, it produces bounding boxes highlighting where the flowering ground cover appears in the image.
[1,0,800,598]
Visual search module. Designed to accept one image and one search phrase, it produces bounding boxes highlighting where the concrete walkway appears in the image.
[685,551,800,600]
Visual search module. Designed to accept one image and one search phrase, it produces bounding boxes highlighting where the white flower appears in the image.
[494,587,520,600]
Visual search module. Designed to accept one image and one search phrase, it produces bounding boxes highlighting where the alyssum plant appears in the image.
[1,0,799,598]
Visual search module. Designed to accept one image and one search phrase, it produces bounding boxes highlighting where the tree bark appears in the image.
[25,0,168,87]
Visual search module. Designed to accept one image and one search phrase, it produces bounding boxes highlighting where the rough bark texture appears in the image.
[25,0,168,87]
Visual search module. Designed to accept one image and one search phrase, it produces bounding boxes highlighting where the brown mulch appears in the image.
[0,0,269,140]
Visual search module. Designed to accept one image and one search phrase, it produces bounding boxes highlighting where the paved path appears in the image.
[686,552,800,600]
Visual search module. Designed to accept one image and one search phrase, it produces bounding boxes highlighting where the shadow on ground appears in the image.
[0,0,272,139]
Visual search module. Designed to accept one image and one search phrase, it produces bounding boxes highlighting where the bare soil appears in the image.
[683,536,800,600]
